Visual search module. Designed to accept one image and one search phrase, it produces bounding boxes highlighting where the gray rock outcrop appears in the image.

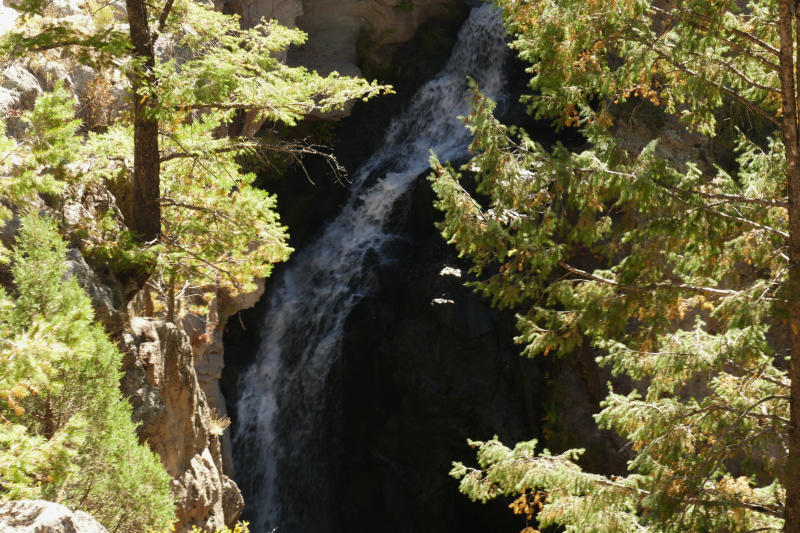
[227,0,454,123]
[120,318,244,533]
[1,64,42,112]
[64,248,126,336]
[0,500,109,533]
[33,60,72,91]
[179,279,266,477]
[0,87,16,115]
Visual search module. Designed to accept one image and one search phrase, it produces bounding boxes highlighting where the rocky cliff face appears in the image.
[53,191,250,531]
[62,239,248,532]
[227,0,458,121]
[120,318,245,532]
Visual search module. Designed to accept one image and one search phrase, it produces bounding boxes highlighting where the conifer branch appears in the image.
[725,360,791,389]
[666,187,788,208]
[578,166,788,237]
[695,53,781,96]
[159,235,242,288]
[576,168,788,208]
[159,145,248,162]
[557,262,741,297]
[703,207,789,239]
[691,394,790,512]
[716,404,790,425]
[653,51,781,127]
[651,6,780,72]
[659,40,781,95]
[657,0,780,57]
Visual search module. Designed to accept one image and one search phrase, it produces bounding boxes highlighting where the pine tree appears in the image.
[0,214,174,532]
[0,0,389,307]
[430,0,800,531]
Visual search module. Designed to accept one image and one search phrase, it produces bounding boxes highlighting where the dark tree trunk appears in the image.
[44,395,54,440]
[125,0,160,242]
[778,1,800,531]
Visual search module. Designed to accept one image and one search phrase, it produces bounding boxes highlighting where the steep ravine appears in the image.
[222,5,629,533]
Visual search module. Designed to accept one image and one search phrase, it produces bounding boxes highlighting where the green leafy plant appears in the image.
[1,0,391,316]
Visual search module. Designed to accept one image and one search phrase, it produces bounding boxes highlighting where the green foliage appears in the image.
[0,81,81,265]
[434,0,795,531]
[0,81,81,218]
[395,0,415,13]
[0,215,174,531]
[0,0,391,315]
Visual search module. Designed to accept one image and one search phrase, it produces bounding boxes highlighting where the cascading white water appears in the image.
[232,6,508,531]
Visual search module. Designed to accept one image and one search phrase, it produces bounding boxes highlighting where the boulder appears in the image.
[0,500,109,533]
[221,477,245,528]
[68,64,96,100]
[0,87,16,114]
[33,60,72,91]
[2,64,42,110]
[0,4,18,34]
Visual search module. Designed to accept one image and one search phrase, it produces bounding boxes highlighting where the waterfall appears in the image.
[232,6,508,531]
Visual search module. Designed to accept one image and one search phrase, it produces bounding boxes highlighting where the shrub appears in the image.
[0,214,175,532]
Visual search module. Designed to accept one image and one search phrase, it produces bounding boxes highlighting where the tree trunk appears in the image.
[778,1,800,531]
[166,273,175,323]
[125,0,160,243]
[44,395,53,440]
